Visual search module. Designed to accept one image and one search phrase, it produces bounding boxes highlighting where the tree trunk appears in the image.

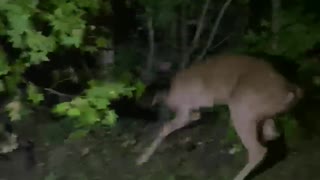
[142,15,156,84]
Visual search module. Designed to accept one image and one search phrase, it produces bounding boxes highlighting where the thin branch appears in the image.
[181,0,211,69]
[190,0,211,53]
[196,0,233,62]
[50,77,73,89]
[211,33,232,50]
[43,88,75,98]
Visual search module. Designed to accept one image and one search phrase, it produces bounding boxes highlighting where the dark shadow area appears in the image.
[294,97,320,137]
[246,133,288,180]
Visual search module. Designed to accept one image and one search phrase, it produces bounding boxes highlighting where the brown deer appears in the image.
[136,54,303,180]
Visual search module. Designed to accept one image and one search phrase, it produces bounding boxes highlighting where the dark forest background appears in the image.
[0,0,320,179]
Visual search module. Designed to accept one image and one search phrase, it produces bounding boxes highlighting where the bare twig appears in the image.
[196,0,233,62]
[181,0,211,69]
[43,88,75,98]
[190,0,211,53]
[50,77,73,89]
[210,33,232,50]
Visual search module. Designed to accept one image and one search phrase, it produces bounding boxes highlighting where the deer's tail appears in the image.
[285,83,303,109]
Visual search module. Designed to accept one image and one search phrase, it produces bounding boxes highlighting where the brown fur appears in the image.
[136,54,303,180]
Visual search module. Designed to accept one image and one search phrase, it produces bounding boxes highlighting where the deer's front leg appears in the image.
[136,107,191,165]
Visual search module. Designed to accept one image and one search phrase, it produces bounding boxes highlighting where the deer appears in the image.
[136,54,303,180]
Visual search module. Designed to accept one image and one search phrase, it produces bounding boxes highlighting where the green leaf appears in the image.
[74,0,99,12]
[134,80,145,99]
[83,45,98,53]
[102,110,118,126]
[21,0,39,9]
[0,80,5,92]
[86,86,107,98]
[60,29,84,47]
[48,2,86,34]
[0,51,10,76]
[28,91,44,105]
[0,0,9,8]
[71,97,88,106]
[89,98,110,110]
[7,13,31,35]
[29,51,49,65]
[4,74,21,94]
[67,107,81,117]
[78,106,99,125]
[27,84,44,105]
[7,30,24,48]
[95,37,109,48]
[68,129,89,140]
[0,19,6,35]
[26,31,56,52]
[5,100,23,121]
[53,102,70,114]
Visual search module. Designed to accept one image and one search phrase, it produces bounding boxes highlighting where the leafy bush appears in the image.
[239,8,320,61]
[0,0,140,140]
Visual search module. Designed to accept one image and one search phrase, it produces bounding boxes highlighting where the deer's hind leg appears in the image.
[229,104,267,180]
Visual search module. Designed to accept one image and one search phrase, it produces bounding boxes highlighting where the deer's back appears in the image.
[167,55,294,112]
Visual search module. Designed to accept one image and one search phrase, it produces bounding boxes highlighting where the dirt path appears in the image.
[0,110,320,180]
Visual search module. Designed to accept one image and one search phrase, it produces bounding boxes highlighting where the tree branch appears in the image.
[180,0,211,69]
[211,33,232,50]
[190,0,211,53]
[196,0,233,62]
[43,88,75,98]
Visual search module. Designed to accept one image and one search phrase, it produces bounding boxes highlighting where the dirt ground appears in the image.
[0,103,320,180]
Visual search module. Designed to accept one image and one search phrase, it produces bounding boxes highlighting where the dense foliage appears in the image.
[0,0,140,139]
